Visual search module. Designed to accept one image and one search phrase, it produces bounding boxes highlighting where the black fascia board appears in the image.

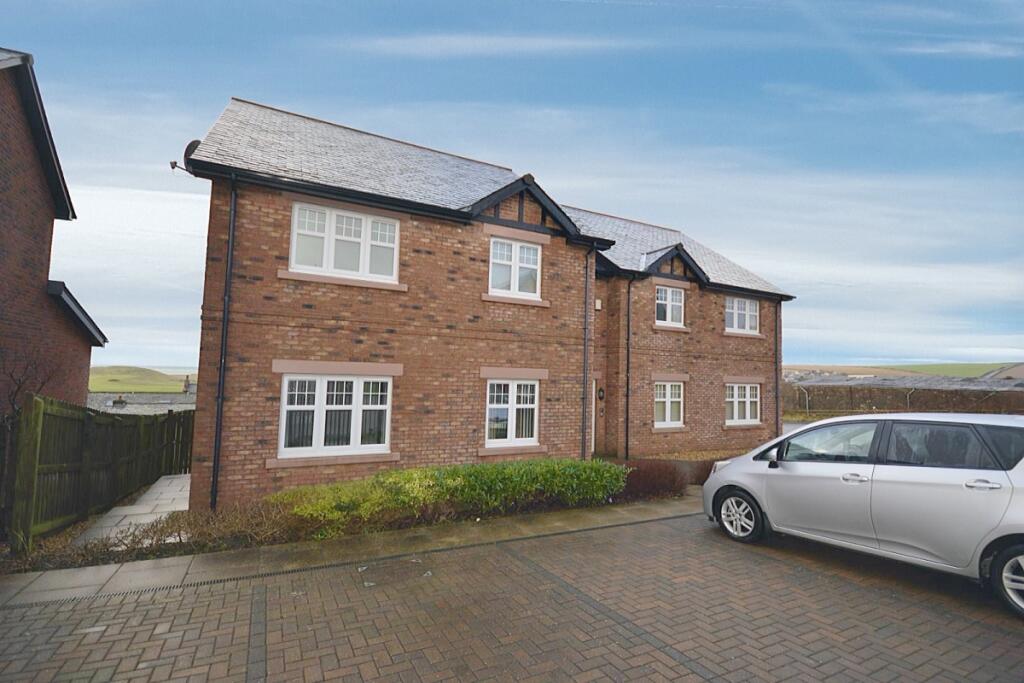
[3,51,75,220]
[704,282,795,302]
[644,244,710,284]
[46,281,108,346]
[186,158,475,225]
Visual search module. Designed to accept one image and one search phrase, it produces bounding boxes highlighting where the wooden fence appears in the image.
[7,395,193,553]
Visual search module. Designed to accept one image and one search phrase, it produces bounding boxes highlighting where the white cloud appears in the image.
[894,40,1024,58]
[48,185,209,368]
[336,33,652,58]
[765,82,1024,135]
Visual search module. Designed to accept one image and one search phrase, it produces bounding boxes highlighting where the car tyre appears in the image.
[991,544,1024,619]
[715,489,765,543]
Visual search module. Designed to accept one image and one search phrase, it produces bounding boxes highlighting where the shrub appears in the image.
[603,458,689,499]
[270,458,628,537]
[686,459,717,486]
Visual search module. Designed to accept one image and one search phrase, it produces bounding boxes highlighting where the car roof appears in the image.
[804,413,1024,429]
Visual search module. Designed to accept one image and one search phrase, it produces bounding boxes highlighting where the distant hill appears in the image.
[785,362,1019,379]
[89,366,197,393]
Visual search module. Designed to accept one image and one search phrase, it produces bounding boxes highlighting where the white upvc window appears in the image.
[655,286,685,327]
[725,383,760,426]
[279,375,392,457]
[489,238,541,299]
[654,382,684,427]
[290,203,400,283]
[485,380,539,447]
[725,296,759,334]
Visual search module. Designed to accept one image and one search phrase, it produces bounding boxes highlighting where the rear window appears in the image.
[886,423,997,470]
[980,426,1024,470]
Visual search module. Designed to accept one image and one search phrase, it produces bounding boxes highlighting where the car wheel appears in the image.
[716,490,765,543]
[992,544,1024,619]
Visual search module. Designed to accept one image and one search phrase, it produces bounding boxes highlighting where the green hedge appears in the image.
[269,458,628,537]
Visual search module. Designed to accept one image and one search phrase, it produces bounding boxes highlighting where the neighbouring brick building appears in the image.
[0,48,106,410]
[184,99,793,508]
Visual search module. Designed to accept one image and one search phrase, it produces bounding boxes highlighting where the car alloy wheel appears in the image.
[720,496,756,538]
[1001,554,1024,612]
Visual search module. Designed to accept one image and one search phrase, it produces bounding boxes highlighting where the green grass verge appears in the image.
[89,366,192,393]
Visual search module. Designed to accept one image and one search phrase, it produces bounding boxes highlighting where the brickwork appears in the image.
[191,179,784,506]
[191,182,595,508]
[0,69,92,408]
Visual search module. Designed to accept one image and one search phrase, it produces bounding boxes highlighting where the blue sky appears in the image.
[8,0,1023,367]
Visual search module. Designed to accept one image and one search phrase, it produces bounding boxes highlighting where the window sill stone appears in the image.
[653,323,690,333]
[278,268,409,292]
[652,426,689,433]
[481,293,551,308]
[477,444,547,457]
[723,422,764,430]
[266,452,400,468]
[723,330,764,339]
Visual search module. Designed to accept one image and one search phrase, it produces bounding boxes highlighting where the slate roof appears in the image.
[190,98,791,298]
[189,98,519,210]
[564,207,790,297]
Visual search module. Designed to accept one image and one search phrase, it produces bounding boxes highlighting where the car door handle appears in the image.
[965,479,1002,491]
[841,473,870,483]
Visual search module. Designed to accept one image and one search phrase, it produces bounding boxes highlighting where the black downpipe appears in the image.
[580,247,594,459]
[624,275,635,460]
[210,174,238,510]
[775,301,782,437]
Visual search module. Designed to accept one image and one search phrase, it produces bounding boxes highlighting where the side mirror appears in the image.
[767,446,780,469]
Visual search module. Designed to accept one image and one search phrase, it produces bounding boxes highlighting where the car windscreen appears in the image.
[980,426,1024,470]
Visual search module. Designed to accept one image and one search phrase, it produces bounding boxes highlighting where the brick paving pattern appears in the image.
[1,515,1022,681]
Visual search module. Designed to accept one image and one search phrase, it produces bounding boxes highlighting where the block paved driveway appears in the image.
[2,514,1023,682]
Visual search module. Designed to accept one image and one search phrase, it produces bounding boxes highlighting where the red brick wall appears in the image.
[191,182,596,508]
[596,260,782,461]
[0,69,92,409]
[190,180,785,507]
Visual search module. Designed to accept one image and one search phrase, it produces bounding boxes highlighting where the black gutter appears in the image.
[210,173,238,510]
[187,159,475,226]
[624,274,636,460]
[580,246,594,459]
[703,282,794,302]
[45,281,107,346]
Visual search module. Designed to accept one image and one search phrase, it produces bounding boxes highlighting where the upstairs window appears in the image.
[489,238,541,299]
[726,383,760,426]
[725,296,759,334]
[290,203,399,282]
[655,286,685,327]
[280,375,391,457]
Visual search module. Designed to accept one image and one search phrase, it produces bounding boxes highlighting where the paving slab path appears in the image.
[2,490,1023,681]
[74,474,190,545]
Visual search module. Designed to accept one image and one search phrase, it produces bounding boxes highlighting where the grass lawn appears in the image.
[876,362,1011,378]
[89,366,194,393]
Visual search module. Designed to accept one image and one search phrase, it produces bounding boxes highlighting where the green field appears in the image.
[877,363,1011,378]
[89,366,196,393]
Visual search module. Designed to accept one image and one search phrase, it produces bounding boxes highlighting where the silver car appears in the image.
[703,413,1024,617]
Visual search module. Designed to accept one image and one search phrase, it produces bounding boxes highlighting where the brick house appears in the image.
[184,99,793,509]
[0,48,106,410]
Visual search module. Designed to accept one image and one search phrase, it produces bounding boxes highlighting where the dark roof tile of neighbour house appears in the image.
[0,47,75,220]
[46,281,107,347]
[188,98,792,299]
[564,207,792,298]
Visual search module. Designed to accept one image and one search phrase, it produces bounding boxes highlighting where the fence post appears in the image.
[78,411,95,518]
[10,397,44,554]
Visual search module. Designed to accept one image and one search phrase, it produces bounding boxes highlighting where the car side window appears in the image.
[783,423,877,463]
[886,423,997,470]
[980,426,1024,470]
